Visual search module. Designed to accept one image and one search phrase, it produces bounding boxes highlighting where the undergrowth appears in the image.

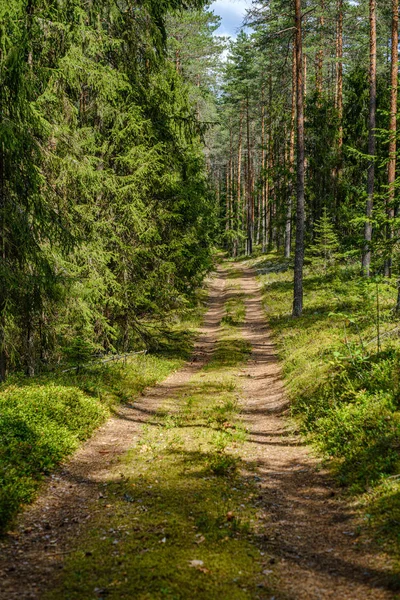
[0,306,204,533]
[43,285,278,600]
[251,252,400,555]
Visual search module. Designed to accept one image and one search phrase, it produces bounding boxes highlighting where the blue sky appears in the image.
[210,0,252,38]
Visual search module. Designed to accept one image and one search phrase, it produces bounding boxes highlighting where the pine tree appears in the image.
[310,210,339,272]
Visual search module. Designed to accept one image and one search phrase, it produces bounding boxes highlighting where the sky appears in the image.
[210,0,252,38]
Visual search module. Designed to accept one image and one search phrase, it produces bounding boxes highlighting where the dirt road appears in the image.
[0,265,396,599]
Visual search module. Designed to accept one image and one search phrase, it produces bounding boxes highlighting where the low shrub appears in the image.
[0,384,108,528]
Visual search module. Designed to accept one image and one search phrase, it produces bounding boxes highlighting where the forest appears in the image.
[1,0,400,597]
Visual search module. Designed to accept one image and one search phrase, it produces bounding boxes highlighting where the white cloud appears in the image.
[210,0,252,38]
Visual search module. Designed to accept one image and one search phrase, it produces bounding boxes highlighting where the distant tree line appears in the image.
[211,0,400,316]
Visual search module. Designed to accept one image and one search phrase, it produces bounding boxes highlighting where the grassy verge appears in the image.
[249,252,400,556]
[0,307,204,534]
[44,288,280,600]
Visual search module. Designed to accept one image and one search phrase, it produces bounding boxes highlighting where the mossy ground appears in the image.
[248,252,400,559]
[44,286,279,600]
[0,306,203,533]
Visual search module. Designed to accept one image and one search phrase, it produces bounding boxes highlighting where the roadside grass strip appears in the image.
[250,252,400,559]
[45,288,279,600]
[0,306,204,534]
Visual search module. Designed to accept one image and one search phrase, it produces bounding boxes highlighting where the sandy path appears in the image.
[0,264,397,599]
[0,270,226,600]
[237,264,396,599]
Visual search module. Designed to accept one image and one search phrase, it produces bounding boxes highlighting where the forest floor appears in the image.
[0,263,398,599]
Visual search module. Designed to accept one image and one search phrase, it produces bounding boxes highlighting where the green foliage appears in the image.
[0,0,218,380]
[309,209,340,272]
[0,343,190,532]
[63,336,98,368]
[211,0,400,280]
[255,254,400,547]
[0,384,108,529]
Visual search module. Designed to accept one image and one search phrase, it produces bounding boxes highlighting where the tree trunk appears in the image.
[285,43,296,259]
[26,318,35,378]
[362,0,377,277]
[335,0,343,152]
[230,135,235,256]
[263,131,271,252]
[236,110,243,256]
[0,317,6,382]
[261,95,266,253]
[303,53,307,100]
[225,164,230,234]
[387,0,398,279]
[333,0,344,215]
[316,0,325,99]
[293,0,305,317]
[256,190,261,245]
[246,93,253,255]
[0,137,6,381]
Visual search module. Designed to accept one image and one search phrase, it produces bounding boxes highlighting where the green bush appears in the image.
[255,253,400,552]
[314,390,400,487]
[0,384,108,529]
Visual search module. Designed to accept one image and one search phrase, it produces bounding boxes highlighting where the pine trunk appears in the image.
[333,0,344,214]
[293,0,306,317]
[285,43,296,259]
[316,0,325,99]
[335,0,343,151]
[26,319,35,378]
[387,0,398,279]
[246,94,253,255]
[362,0,377,276]
[225,165,230,233]
[0,138,6,381]
[236,111,243,256]
[261,94,266,252]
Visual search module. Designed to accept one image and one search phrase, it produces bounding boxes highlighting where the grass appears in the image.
[248,252,400,557]
[43,286,280,600]
[0,306,204,534]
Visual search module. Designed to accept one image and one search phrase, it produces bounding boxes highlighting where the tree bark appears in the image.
[261,93,266,252]
[333,0,344,215]
[26,318,35,378]
[0,135,6,381]
[362,0,377,277]
[293,0,306,317]
[316,0,325,100]
[387,0,398,279]
[285,43,296,259]
[225,163,230,234]
[235,110,243,256]
[246,93,253,255]
[335,0,343,152]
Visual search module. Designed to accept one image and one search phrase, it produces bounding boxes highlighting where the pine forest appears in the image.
[1,0,400,598]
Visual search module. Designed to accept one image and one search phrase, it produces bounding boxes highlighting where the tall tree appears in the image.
[293,0,306,316]
[386,0,398,278]
[285,43,296,259]
[362,0,377,276]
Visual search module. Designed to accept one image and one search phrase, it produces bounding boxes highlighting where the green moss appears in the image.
[0,308,203,533]
[44,279,278,600]
[252,252,400,556]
